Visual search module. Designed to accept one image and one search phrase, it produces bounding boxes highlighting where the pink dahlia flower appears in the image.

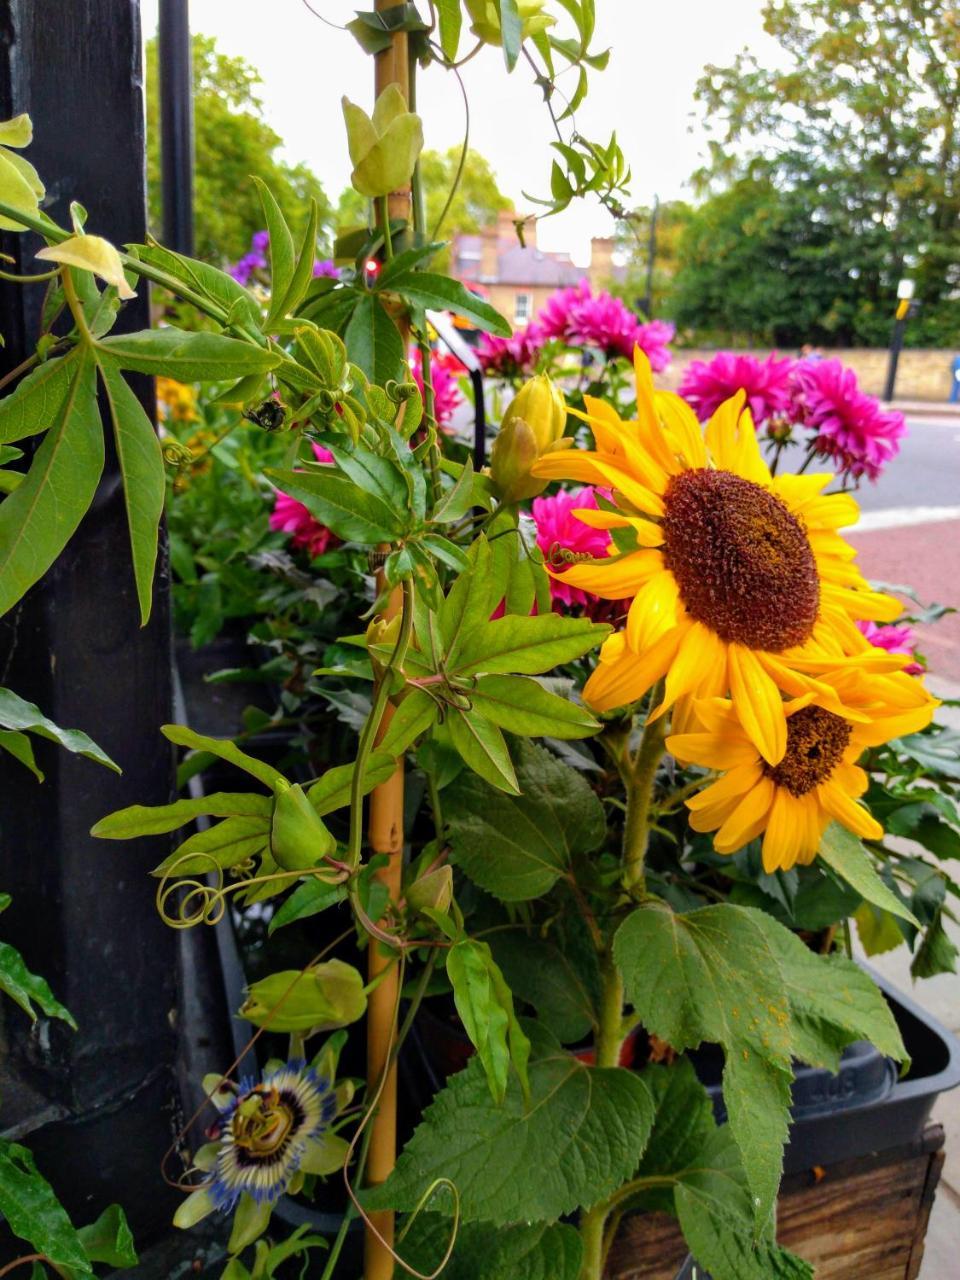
[533,281,674,369]
[270,444,338,558]
[531,486,626,621]
[792,359,906,481]
[679,351,796,425]
[857,621,923,675]
[409,348,464,432]
[475,327,544,378]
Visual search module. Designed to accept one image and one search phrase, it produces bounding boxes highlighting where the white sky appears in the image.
[140,0,778,264]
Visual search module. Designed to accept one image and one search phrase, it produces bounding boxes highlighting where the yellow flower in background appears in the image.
[667,675,937,872]
[156,376,199,424]
[530,349,907,765]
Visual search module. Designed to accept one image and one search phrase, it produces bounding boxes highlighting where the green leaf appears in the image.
[499,0,523,71]
[267,466,401,543]
[154,815,270,876]
[323,440,413,513]
[160,724,284,790]
[431,457,475,524]
[399,1217,582,1280]
[434,0,463,60]
[384,270,510,336]
[0,941,75,1026]
[0,350,81,444]
[488,927,598,1043]
[364,1029,654,1225]
[0,1140,90,1272]
[912,909,960,979]
[128,242,262,331]
[98,327,279,380]
[438,536,497,662]
[0,729,41,778]
[343,293,406,385]
[614,901,793,1227]
[378,689,438,757]
[469,674,600,739]
[97,360,164,625]
[91,791,271,839]
[0,352,103,618]
[895,727,960,781]
[77,1203,138,1269]
[819,823,918,926]
[854,901,906,956]
[375,241,444,288]
[307,751,397,815]
[447,939,531,1103]
[253,176,295,308]
[446,739,605,900]
[268,878,348,935]
[0,687,118,771]
[451,613,608,677]
[747,909,907,1071]
[446,708,518,793]
[270,197,319,323]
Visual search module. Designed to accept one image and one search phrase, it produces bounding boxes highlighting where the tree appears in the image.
[146,34,333,263]
[336,146,510,272]
[611,200,693,319]
[693,0,960,346]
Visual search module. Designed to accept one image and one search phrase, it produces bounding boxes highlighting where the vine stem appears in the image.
[622,683,668,894]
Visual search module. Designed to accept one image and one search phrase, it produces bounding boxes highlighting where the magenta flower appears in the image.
[532,281,673,369]
[679,351,796,425]
[475,327,544,378]
[269,444,338,558]
[409,348,464,432]
[792,358,906,481]
[531,486,625,620]
[857,621,923,675]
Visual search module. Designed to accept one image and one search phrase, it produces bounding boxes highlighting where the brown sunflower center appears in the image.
[661,468,819,651]
[763,706,851,796]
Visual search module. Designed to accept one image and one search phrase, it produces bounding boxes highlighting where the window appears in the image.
[514,292,532,324]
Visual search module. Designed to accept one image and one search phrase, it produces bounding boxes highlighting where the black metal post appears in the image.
[158,0,195,255]
[641,193,659,319]
[883,312,908,403]
[0,0,181,1241]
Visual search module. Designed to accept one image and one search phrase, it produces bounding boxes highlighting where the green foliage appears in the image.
[446,938,531,1102]
[0,1142,91,1272]
[0,686,118,779]
[399,1215,583,1279]
[145,34,332,262]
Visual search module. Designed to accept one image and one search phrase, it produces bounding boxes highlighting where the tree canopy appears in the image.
[146,34,332,264]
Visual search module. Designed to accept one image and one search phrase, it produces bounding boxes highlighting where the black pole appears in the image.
[158,0,195,255]
[883,311,907,403]
[642,193,659,319]
[0,0,180,1241]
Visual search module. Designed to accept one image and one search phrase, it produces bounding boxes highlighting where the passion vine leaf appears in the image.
[160,724,285,790]
[398,1216,582,1280]
[445,708,518,794]
[0,687,118,774]
[446,938,531,1103]
[468,674,600,739]
[76,1203,138,1270]
[129,241,261,330]
[450,612,609,678]
[97,359,165,625]
[266,466,404,544]
[343,293,406,385]
[384,269,511,335]
[0,940,75,1027]
[253,176,295,310]
[0,349,81,444]
[446,739,606,901]
[91,792,272,840]
[306,751,397,815]
[0,1140,91,1273]
[153,815,271,876]
[0,350,103,617]
[614,900,793,1228]
[818,822,919,925]
[363,1028,654,1225]
[98,326,279,381]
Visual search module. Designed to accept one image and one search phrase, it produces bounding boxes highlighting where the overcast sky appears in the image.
[140,1,778,263]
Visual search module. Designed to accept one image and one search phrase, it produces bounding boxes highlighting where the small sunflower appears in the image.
[531,349,907,765]
[173,1062,347,1231]
[666,681,936,873]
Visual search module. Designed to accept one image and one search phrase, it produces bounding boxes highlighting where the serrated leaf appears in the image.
[614,901,793,1227]
[819,822,918,926]
[446,739,605,900]
[267,466,401,543]
[364,1030,654,1225]
[488,927,598,1043]
[446,708,518,793]
[451,613,608,677]
[160,724,284,789]
[469,674,599,739]
[0,350,80,444]
[97,360,164,625]
[0,687,118,771]
[91,792,271,839]
[399,1217,582,1280]
[0,941,75,1027]
[0,351,103,617]
[0,1141,90,1272]
[98,327,279,380]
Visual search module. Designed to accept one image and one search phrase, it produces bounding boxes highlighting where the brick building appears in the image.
[451,208,625,326]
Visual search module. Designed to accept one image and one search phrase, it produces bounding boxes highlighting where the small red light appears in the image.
[365,258,380,275]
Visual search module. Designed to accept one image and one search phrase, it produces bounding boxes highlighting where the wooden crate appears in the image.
[607,1124,945,1280]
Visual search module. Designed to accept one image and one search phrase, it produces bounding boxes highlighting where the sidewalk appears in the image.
[887,399,960,418]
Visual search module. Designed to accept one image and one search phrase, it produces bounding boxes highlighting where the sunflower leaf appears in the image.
[818,823,919,926]
[398,1216,582,1280]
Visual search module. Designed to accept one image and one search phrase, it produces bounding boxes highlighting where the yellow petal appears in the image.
[704,391,771,484]
[626,570,679,651]
[653,621,726,721]
[802,493,860,530]
[818,781,883,841]
[582,626,680,713]
[667,732,758,771]
[572,507,664,547]
[655,391,707,467]
[36,234,136,299]
[728,643,787,765]
[550,549,663,600]
[685,762,763,809]
[714,777,776,853]
[762,788,801,873]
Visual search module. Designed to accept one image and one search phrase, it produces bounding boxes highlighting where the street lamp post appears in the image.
[883,277,915,403]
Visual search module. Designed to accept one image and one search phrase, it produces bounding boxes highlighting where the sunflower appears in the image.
[530,348,908,764]
[666,679,936,873]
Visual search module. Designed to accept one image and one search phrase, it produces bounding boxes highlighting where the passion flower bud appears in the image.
[240,959,367,1032]
[406,864,453,917]
[464,0,554,47]
[342,85,424,199]
[489,374,570,502]
[271,779,337,871]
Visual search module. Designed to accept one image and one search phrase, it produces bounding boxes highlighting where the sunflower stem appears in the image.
[622,684,668,894]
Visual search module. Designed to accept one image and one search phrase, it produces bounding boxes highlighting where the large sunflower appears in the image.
[666,679,936,872]
[531,349,908,764]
